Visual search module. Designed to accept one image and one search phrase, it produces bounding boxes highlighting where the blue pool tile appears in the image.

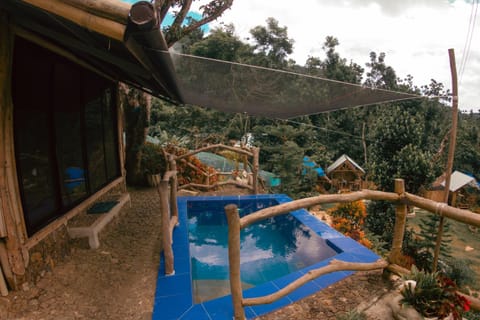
[243,282,293,317]
[155,273,191,297]
[272,271,323,302]
[202,295,256,320]
[178,304,211,320]
[153,294,192,320]
[327,237,362,252]
[311,270,350,289]
[158,253,191,277]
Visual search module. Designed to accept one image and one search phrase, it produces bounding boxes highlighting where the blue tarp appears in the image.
[303,156,325,177]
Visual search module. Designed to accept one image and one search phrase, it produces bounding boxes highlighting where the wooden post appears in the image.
[389,179,407,264]
[158,181,174,275]
[225,204,245,320]
[252,147,259,194]
[168,156,178,220]
[433,49,459,271]
[0,11,27,288]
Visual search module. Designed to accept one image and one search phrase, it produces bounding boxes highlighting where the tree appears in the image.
[189,24,253,61]
[123,1,234,185]
[248,17,295,69]
[320,36,363,84]
[364,51,398,90]
[154,0,234,47]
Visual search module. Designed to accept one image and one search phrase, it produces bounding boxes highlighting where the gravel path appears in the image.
[1,187,392,320]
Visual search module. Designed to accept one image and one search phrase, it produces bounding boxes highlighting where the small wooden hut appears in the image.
[0,0,183,292]
[326,154,365,192]
[426,170,479,208]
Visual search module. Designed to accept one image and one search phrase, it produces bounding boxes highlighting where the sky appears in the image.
[123,0,479,111]
[203,0,480,111]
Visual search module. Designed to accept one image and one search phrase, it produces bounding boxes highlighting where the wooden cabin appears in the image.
[426,170,479,208]
[326,154,365,192]
[0,0,182,292]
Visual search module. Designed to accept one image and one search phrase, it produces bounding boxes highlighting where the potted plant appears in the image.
[399,267,471,320]
[140,142,166,187]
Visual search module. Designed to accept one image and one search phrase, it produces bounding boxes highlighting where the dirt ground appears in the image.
[1,187,393,320]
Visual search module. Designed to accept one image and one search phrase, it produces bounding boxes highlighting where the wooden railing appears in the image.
[158,156,178,275]
[224,179,480,319]
[169,144,260,194]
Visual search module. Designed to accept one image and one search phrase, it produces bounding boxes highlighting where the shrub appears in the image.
[328,201,371,248]
[400,267,471,320]
[141,142,167,175]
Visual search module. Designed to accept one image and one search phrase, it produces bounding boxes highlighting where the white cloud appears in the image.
[208,0,479,108]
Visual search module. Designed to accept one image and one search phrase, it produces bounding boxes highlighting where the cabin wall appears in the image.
[0,11,128,291]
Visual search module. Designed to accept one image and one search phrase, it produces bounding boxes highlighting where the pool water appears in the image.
[188,199,337,302]
[153,195,380,320]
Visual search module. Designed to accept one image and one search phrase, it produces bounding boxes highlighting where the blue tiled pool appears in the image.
[153,195,379,320]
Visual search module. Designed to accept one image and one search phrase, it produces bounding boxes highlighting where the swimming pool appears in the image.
[153,195,379,320]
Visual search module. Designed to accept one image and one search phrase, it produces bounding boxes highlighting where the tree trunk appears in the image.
[119,84,151,185]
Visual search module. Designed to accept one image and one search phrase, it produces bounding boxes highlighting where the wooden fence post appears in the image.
[389,179,407,264]
[252,147,259,194]
[169,156,178,221]
[159,181,174,275]
[225,204,245,320]
[433,48,459,271]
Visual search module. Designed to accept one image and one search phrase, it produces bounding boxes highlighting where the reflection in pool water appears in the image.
[188,199,337,302]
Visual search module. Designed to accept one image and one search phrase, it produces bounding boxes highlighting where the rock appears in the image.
[385,293,423,320]
[465,246,474,252]
[22,282,30,292]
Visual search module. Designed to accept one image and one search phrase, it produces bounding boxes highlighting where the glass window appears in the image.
[12,37,120,235]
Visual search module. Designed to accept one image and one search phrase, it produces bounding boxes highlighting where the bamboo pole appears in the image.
[59,0,131,24]
[0,12,26,283]
[225,204,245,320]
[243,259,388,306]
[433,48,459,271]
[158,181,174,275]
[252,147,259,194]
[0,265,7,296]
[240,190,401,229]
[389,179,407,264]
[21,0,126,41]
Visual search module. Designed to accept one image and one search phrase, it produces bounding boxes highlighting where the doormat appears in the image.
[87,201,119,214]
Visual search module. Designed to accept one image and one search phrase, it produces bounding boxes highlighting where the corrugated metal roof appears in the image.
[326,154,365,175]
[441,170,479,192]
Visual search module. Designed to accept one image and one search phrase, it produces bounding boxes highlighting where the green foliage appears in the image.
[400,267,471,320]
[465,310,480,320]
[417,213,453,266]
[336,309,367,320]
[140,142,166,175]
[365,201,396,249]
[249,17,294,68]
[328,201,371,248]
[443,258,477,290]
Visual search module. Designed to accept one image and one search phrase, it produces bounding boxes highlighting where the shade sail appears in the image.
[160,51,422,119]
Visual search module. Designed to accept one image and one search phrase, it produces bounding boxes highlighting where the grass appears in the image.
[407,208,480,288]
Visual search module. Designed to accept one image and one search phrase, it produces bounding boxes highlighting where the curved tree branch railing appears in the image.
[224,179,480,319]
[168,144,260,194]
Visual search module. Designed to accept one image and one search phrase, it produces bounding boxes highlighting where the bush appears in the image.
[141,142,167,175]
[443,258,477,290]
[400,267,471,320]
[328,201,372,248]
[365,201,396,250]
